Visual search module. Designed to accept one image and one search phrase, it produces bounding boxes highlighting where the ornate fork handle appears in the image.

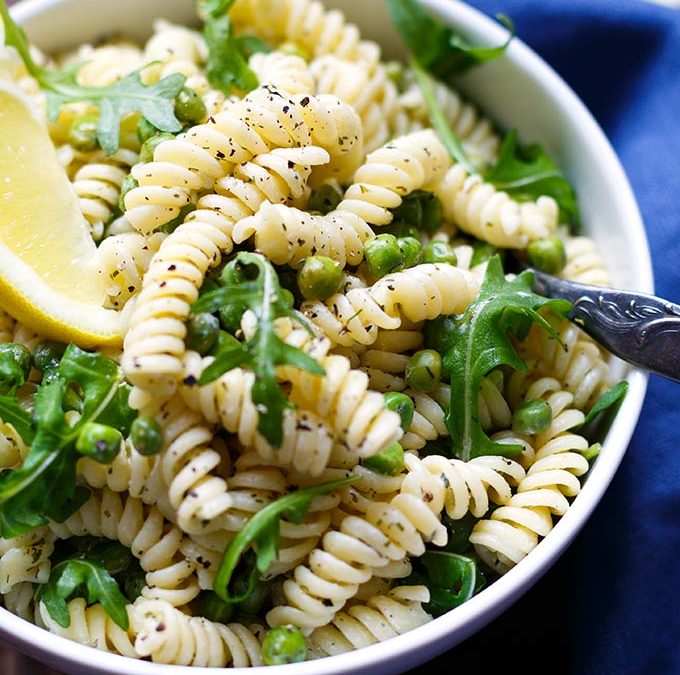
[530,269,680,383]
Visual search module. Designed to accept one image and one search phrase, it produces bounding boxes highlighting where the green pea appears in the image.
[68,114,99,152]
[261,625,307,666]
[405,349,442,393]
[512,399,553,435]
[297,255,344,301]
[75,422,122,464]
[186,313,221,355]
[118,173,139,213]
[422,241,458,266]
[526,236,567,275]
[398,236,422,269]
[364,234,403,278]
[139,132,175,163]
[32,341,66,372]
[0,343,32,382]
[211,330,242,355]
[308,183,343,215]
[196,590,235,624]
[123,569,147,603]
[130,416,164,456]
[137,117,160,144]
[363,442,405,476]
[219,304,245,333]
[174,87,207,124]
[383,392,415,431]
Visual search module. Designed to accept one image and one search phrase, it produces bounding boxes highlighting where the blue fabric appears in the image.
[448,1,680,673]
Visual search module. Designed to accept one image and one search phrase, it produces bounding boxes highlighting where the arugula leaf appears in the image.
[202,0,259,94]
[0,0,185,154]
[35,541,132,629]
[443,256,571,461]
[387,0,513,81]
[213,475,359,603]
[404,551,484,617]
[485,130,580,228]
[192,253,325,448]
[0,346,129,537]
[410,61,477,173]
[0,395,34,444]
[581,381,629,427]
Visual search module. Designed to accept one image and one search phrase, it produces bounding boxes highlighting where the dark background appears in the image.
[2,0,679,673]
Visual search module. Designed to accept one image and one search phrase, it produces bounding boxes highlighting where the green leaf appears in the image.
[581,381,629,427]
[213,476,359,603]
[0,1,185,155]
[387,0,513,80]
[193,253,325,447]
[444,256,572,460]
[0,395,34,444]
[36,555,130,630]
[404,551,482,617]
[409,61,476,174]
[203,0,259,94]
[485,130,580,228]
[0,347,125,537]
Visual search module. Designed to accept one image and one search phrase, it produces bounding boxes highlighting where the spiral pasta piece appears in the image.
[95,231,166,310]
[39,598,137,656]
[180,352,336,476]
[250,51,315,95]
[338,130,450,226]
[561,236,611,287]
[132,599,263,666]
[233,200,374,269]
[266,473,447,629]
[401,453,526,521]
[286,353,403,459]
[0,527,56,594]
[434,164,559,248]
[518,314,610,411]
[73,148,138,241]
[124,87,362,234]
[0,421,29,470]
[60,42,144,87]
[2,582,37,622]
[470,380,590,572]
[309,586,431,656]
[153,395,235,534]
[231,0,379,66]
[311,54,400,152]
[302,263,480,347]
[48,488,200,607]
[76,437,167,512]
[397,74,500,166]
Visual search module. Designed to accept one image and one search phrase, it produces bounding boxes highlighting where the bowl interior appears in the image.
[1,1,651,674]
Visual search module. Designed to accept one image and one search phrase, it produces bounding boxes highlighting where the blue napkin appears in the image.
[446,1,680,673]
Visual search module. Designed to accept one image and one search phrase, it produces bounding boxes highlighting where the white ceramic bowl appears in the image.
[0,1,652,673]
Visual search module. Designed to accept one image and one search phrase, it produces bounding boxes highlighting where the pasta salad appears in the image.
[0,0,626,667]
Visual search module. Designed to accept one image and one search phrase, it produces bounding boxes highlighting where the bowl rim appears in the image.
[0,0,652,673]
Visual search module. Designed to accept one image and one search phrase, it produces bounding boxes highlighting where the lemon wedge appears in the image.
[0,79,122,347]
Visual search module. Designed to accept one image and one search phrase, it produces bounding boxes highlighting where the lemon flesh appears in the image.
[0,81,121,347]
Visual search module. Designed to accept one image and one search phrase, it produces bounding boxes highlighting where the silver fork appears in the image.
[527,268,680,383]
